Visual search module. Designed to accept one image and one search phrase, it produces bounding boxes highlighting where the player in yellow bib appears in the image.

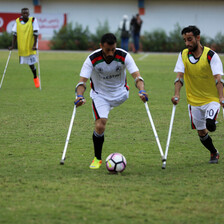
[172,25,224,164]
[9,8,40,88]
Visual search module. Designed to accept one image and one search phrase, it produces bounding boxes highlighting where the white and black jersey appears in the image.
[80,48,139,101]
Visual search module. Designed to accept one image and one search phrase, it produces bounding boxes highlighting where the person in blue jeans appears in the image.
[131,14,143,53]
[119,15,130,51]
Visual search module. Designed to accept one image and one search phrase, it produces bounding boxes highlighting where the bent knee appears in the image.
[95,118,107,134]
[206,118,216,132]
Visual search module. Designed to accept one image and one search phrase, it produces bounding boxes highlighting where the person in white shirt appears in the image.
[9,8,40,88]
[75,33,148,169]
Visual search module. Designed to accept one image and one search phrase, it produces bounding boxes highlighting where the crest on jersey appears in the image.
[116,66,122,72]
[97,67,103,73]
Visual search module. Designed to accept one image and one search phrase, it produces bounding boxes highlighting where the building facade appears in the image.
[0,0,223,40]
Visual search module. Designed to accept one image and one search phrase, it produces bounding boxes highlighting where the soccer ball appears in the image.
[106,153,127,173]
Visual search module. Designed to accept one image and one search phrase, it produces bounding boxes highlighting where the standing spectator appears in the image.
[74,33,148,169]
[9,8,40,88]
[172,25,224,164]
[119,14,130,51]
[130,14,143,53]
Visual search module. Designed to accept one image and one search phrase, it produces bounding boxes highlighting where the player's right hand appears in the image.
[8,46,13,50]
[138,90,148,103]
[74,95,86,107]
[171,96,179,105]
[220,99,224,108]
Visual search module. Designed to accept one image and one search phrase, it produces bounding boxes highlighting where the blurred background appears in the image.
[0,0,224,52]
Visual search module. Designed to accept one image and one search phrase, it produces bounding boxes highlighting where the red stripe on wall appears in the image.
[34,5,41,13]
[64,14,67,26]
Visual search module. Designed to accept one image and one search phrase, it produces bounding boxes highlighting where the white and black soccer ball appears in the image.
[106,153,127,173]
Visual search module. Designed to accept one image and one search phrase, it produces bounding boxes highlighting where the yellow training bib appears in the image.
[182,47,219,106]
[16,17,36,56]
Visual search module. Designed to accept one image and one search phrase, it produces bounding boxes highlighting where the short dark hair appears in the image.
[101,33,117,45]
[181,25,200,37]
[21,8,29,12]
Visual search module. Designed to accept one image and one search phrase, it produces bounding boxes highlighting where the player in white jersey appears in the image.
[9,8,40,88]
[172,25,224,164]
[75,33,148,169]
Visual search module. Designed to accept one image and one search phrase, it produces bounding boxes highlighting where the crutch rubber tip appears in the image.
[60,160,65,165]
[162,164,166,169]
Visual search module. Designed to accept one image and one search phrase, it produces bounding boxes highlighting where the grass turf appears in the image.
[0,50,224,224]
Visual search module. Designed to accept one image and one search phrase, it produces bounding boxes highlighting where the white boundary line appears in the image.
[138,53,149,61]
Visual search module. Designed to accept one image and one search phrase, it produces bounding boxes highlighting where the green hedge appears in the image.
[0,32,13,49]
[50,22,224,53]
[1,22,224,52]
[141,23,219,52]
[50,21,121,50]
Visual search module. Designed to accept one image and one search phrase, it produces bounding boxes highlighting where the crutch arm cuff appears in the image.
[216,79,224,86]
[135,76,144,87]
[75,82,86,95]
[174,78,184,85]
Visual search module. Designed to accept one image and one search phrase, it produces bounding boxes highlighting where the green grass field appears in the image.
[0,50,223,224]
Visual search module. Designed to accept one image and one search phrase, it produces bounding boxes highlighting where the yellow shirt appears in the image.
[16,17,36,56]
[182,47,219,106]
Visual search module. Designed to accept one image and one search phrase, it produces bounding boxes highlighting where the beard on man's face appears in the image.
[105,55,114,62]
[187,42,198,52]
[102,52,114,63]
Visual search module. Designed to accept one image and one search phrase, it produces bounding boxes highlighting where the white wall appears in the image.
[145,0,224,38]
[40,0,138,36]
[0,0,224,39]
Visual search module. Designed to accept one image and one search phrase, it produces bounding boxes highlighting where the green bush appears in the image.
[50,21,113,50]
[141,23,217,52]
[50,23,91,50]
[167,23,185,52]
[0,32,13,49]
[141,29,168,52]
[207,32,224,53]
[1,21,224,53]
[88,20,111,50]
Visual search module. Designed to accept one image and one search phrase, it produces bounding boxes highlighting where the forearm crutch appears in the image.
[162,104,176,169]
[0,51,12,89]
[60,104,77,165]
[144,102,165,162]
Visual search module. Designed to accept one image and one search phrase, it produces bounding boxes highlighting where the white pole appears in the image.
[60,105,77,164]
[0,51,12,89]
[162,104,176,169]
[144,102,165,161]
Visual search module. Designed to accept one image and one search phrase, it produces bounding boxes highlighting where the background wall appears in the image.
[0,0,224,39]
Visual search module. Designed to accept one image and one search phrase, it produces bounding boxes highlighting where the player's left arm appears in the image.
[210,53,224,107]
[32,18,39,50]
[131,71,148,102]
[32,33,38,50]
[125,52,148,102]
[214,74,224,107]
[75,77,88,107]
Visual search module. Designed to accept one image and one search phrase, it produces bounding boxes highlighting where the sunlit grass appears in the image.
[0,50,223,224]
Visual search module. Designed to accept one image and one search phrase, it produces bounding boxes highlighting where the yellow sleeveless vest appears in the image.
[16,17,36,56]
[182,47,219,106]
